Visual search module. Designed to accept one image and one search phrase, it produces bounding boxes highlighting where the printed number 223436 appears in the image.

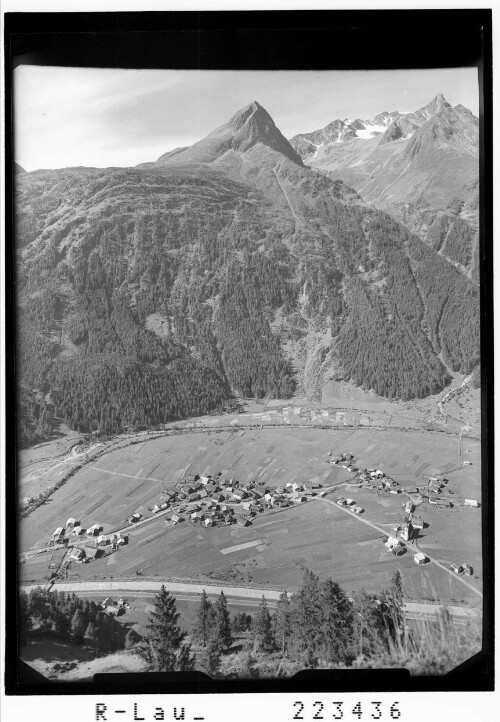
[292,701,401,720]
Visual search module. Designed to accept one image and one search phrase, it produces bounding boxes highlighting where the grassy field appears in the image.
[19,427,482,603]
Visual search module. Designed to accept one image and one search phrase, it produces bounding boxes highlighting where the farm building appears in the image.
[87,524,101,537]
[352,506,364,514]
[451,563,463,575]
[171,513,182,525]
[52,527,64,538]
[464,499,479,507]
[236,516,250,527]
[414,553,428,565]
[435,498,452,508]
[69,548,86,561]
[390,543,405,556]
[84,547,104,560]
[385,536,399,549]
[412,516,424,530]
[345,498,355,506]
[71,526,85,536]
[66,518,79,528]
[404,500,415,514]
[410,494,424,505]
[462,564,473,575]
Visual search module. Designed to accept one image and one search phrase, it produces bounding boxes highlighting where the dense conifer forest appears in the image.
[15,155,480,441]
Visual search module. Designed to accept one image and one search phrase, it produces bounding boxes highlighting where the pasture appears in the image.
[19,427,482,603]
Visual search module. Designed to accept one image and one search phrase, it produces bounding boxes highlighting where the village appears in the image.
[38,447,480,584]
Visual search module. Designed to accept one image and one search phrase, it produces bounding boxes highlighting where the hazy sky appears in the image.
[14,66,479,171]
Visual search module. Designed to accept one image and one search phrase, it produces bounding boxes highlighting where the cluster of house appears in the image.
[97,596,130,616]
[450,562,473,575]
[50,517,128,561]
[142,472,324,529]
[330,452,359,473]
[335,454,477,512]
[334,496,364,514]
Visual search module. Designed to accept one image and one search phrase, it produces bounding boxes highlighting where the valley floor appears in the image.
[18,398,482,606]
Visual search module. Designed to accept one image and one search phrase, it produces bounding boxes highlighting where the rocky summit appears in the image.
[289,95,479,280]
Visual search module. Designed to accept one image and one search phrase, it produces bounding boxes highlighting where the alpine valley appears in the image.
[16,96,480,441]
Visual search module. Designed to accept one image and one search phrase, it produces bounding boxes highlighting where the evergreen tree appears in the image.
[380,570,406,646]
[232,611,253,633]
[139,585,187,671]
[253,596,275,652]
[273,590,292,654]
[210,591,233,651]
[319,578,355,663]
[71,609,89,641]
[176,643,196,671]
[192,590,213,647]
[290,569,324,657]
[352,590,388,657]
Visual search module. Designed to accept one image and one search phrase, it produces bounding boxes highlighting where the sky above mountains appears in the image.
[14,66,479,171]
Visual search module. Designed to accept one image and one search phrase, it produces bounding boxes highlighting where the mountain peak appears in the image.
[156,100,303,167]
[425,93,451,114]
[227,100,273,130]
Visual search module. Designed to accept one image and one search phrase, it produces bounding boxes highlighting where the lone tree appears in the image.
[253,596,275,652]
[139,585,190,671]
[210,591,233,651]
[192,590,214,647]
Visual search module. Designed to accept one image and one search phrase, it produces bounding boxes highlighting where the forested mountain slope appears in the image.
[289,95,479,280]
[16,101,480,440]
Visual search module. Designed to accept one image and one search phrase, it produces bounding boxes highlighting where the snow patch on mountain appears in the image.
[355,123,388,139]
